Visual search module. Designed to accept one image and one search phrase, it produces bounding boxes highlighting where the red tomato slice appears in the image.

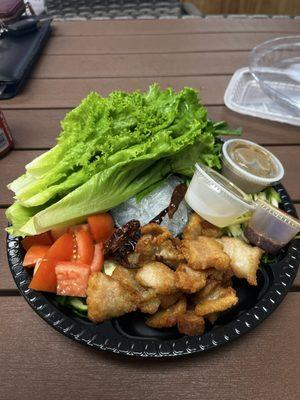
[74,230,94,265]
[90,243,104,272]
[21,232,53,251]
[29,259,58,293]
[50,226,69,241]
[47,233,74,261]
[69,224,90,234]
[87,213,114,243]
[23,245,50,267]
[55,262,90,297]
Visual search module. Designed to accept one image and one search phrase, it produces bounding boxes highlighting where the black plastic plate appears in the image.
[6,184,300,358]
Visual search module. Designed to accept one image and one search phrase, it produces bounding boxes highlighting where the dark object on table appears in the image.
[0,18,51,99]
[6,184,300,358]
[0,111,14,158]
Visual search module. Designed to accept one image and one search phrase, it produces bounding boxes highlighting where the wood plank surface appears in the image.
[52,19,300,36]
[0,294,299,400]
[31,52,248,79]
[43,32,291,55]
[6,107,300,149]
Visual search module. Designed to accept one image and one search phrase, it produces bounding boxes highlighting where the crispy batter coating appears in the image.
[159,292,183,309]
[183,213,222,240]
[180,236,231,271]
[191,279,220,305]
[175,264,207,293]
[177,311,205,336]
[195,286,238,317]
[135,223,184,268]
[87,272,138,323]
[135,261,177,295]
[206,312,219,324]
[146,297,187,328]
[219,237,264,286]
[206,268,234,287]
[139,297,161,314]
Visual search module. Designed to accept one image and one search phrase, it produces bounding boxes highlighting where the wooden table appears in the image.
[0,17,300,400]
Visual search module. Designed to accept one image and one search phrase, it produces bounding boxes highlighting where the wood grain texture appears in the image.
[5,107,300,150]
[30,52,248,79]
[43,32,290,55]
[52,19,300,36]
[0,294,299,400]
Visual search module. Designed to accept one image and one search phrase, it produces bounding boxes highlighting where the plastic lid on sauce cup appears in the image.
[222,139,284,193]
[185,163,255,227]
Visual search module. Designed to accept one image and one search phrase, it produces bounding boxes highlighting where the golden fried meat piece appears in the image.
[180,236,231,271]
[195,286,238,317]
[112,265,140,292]
[206,312,220,324]
[141,223,171,240]
[183,213,222,240]
[206,268,234,287]
[146,297,187,329]
[135,261,177,295]
[219,237,264,286]
[177,311,205,336]
[192,279,220,305]
[159,292,183,309]
[175,264,207,293]
[139,297,161,314]
[87,272,138,323]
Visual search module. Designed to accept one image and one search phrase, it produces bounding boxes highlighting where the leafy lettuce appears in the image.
[6,84,239,236]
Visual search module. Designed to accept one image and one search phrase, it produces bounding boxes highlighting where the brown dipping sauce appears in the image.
[228,142,277,178]
[244,225,283,254]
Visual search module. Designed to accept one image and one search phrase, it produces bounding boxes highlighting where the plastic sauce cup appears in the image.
[222,139,284,194]
[184,163,255,228]
[244,199,300,253]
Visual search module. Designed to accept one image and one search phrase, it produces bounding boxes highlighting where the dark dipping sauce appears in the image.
[244,225,284,254]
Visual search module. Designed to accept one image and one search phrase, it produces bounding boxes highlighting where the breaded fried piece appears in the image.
[87,272,138,323]
[191,279,220,305]
[206,268,234,287]
[135,261,177,295]
[155,239,185,268]
[195,286,238,317]
[183,213,222,240]
[175,264,207,293]
[177,311,205,336]
[141,223,171,240]
[112,266,160,314]
[146,297,187,328]
[220,237,264,286]
[159,292,183,309]
[206,312,220,324]
[180,236,231,271]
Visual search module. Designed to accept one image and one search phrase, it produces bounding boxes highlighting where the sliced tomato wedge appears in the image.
[74,230,94,265]
[69,224,90,234]
[87,213,114,243]
[47,233,74,261]
[50,226,69,241]
[21,232,53,251]
[29,259,58,293]
[55,262,90,297]
[90,243,104,272]
[23,245,50,267]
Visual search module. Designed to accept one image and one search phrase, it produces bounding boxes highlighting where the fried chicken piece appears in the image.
[112,266,160,314]
[195,286,238,317]
[183,213,222,240]
[180,236,231,271]
[146,297,187,329]
[191,279,220,306]
[175,264,207,293]
[159,292,183,309]
[177,311,205,336]
[135,261,177,295]
[135,223,185,268]
[87,272,138,323]
[206,268,234,287]
[219,237,264,286]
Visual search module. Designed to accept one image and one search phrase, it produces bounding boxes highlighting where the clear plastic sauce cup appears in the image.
[185,163,255,228]
[222,139,284,194]
[245,199,300,253]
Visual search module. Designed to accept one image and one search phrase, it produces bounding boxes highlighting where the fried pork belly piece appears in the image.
[112,266,160,314]
[175,264,207,293]
[180,236,231,271]
[192,279,220,305]
[195,286,238,317]
[135,223,185,268]
[146,297,187,328]
[87,272,138,323]
[177,311,205,336]
[135,261,177,295]
[159,292,183,309]
[206,268,234,287]
[219,237,264,286]
[183,213,222,240]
